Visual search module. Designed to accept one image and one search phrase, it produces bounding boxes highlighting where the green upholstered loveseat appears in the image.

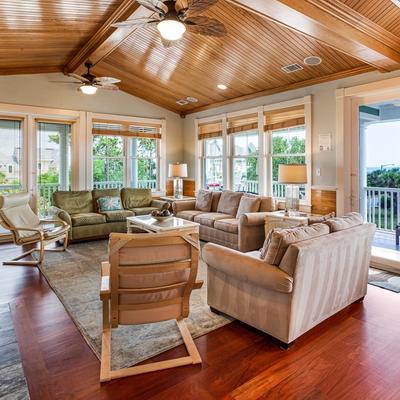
[52,188,167,242]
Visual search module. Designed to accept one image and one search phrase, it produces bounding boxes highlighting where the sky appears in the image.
[365,121,400,169]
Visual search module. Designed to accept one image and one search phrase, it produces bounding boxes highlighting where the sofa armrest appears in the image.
[203,243,293,293]
[239,212,268,227]
[172,200,196,214]
[50,206,72,226]
[151,199,168,209]
[237,212,269,252]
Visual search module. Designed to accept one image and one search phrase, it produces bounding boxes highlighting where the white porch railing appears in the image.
[364,187,400,231]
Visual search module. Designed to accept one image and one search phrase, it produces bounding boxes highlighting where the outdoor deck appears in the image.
[373,229,399,251]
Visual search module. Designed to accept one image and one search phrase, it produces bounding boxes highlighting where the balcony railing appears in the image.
[364,187,400,231]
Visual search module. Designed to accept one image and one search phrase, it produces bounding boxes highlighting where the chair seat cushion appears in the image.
[101,210,134,222]
[17,224,69,243]
[130,207,159,216]
[194,212,234,228]
[176,210,205,221]
[214,218,239,234]
[71,212,106,227]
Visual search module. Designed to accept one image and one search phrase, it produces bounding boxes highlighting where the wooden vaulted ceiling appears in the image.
[1,0,400,115]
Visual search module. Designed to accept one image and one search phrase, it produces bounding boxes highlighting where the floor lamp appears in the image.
[168,163,188,199]
[278,164,307,215]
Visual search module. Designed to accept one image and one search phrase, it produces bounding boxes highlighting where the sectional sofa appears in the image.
[52,188,167,242]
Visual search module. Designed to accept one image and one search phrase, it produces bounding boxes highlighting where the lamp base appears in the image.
[285,185,300,213]
[173,178,183,199]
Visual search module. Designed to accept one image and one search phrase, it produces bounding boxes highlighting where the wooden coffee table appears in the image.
[126,215,199,235]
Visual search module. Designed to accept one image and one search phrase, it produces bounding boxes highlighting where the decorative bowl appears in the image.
[152,215,173,222]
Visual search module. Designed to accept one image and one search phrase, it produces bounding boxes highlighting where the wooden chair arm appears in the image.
[101,261,110,277]
[194,280,203,290]
[100,261,111,300]
[8,226,44,238]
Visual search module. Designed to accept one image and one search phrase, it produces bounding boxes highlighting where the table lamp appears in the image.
[168,163,187,199]
[278,164,307,214]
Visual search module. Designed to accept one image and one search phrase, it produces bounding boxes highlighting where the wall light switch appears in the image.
[316,168,321,176]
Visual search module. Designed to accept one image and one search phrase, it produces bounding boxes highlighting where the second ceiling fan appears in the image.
[112,0,227,43]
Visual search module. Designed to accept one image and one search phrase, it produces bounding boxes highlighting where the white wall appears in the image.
[0,73,184,166]
[182,69,400,187]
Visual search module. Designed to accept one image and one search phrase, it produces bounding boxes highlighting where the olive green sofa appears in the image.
[52,188,167,242]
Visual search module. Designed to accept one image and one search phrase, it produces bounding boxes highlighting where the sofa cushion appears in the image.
[53,191,93,214]
[97,196,123,212]
[121,188,152,209]
[308,212,335,225]
[176,210,205,221]
[323,212,363,232]
[194,212,233,228]
[217,191,243,216]
[195,190,213,212]
[211,191,222,212]
[101,209,134,222]
[236,194,261,217]
[263,223,330,266]
[131,207,159,216]
[71,212,106,227]
[92,188,120,210]
[259,196,276,212]
[214,218,239,234]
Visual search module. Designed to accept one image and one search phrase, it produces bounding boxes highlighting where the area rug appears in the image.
[35,241,232,370]
[0,304,30,400]
[368,267,400,293]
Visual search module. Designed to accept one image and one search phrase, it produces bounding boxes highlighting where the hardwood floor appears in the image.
[1,242,400,400]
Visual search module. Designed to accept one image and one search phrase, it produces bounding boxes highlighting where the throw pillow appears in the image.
[260,229,273,259]
[97,196,123,212]
[217,191,243,216]
[236,194,261,217]
[323,212,363,232]
[195,190,213,212]
[263,223,330,265]
[308,212,335,225]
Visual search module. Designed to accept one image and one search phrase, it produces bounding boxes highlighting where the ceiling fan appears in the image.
[52,62,121,95]
[111,0,227,43]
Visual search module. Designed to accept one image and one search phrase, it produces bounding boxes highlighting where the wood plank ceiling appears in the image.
[1,0,400,114]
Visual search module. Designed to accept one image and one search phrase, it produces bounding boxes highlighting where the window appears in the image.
[232,131,259,193]
[203,137,223,190]
[271,126,306,199]
[0,119,22,194]
[92,121,161,190]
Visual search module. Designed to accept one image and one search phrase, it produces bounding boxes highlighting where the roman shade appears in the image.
[92,119,162,139]
[264,105,305,131]
[197,119,223,140]
[227,113,258,135]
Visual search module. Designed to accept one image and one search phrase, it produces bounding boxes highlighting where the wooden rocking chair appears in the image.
[0,192,70,266]
[100,230,203,382]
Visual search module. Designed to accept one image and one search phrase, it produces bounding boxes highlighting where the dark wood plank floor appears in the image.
[1,242,400,400]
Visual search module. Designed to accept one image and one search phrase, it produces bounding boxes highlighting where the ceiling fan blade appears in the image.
[94,77,121,85]
[186,0,218,15]
[50,81,81,84]
[185,16,227,37]
[111,18,160,28]
[137,0,168,14]
[67,73,89,83]
[97,84,119,91]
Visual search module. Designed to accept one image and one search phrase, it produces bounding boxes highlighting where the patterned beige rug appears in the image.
[35,240,232,370]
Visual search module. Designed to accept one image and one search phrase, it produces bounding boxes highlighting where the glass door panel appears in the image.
[37,122,71,217]
[0,119,23,238]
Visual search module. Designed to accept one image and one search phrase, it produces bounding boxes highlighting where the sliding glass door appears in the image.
[36,122,71,217]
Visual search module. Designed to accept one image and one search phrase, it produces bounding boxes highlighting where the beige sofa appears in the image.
[203,216,375,347]
[173,190,276,252]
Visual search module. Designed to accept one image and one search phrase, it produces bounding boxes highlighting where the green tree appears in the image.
[367,168,400,188]
[0,171,6,184]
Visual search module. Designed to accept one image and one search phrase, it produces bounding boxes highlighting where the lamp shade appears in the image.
[168,163,188,178]
[278,164,307,184]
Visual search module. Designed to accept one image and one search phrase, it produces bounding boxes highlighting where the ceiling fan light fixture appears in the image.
[157,19,186,41]
[79,84,98,95]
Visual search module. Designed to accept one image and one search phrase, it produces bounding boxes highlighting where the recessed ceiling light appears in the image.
[304,56,322,66]
[186,96,198,103]
[217,84,227,90]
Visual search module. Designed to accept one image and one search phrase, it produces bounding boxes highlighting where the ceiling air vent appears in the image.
[391,0,400,7]
[281,63,303,73]
[176,99,189,106]
[304,56,322,66]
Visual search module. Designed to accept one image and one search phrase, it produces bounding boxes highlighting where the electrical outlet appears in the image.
[316,168,321,176]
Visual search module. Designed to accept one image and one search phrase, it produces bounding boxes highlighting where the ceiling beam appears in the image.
[63,0,153,74]
[226,0,400,72]
[183,65,375,115]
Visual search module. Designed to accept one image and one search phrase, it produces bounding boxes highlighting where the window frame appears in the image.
[201,136,224,190]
